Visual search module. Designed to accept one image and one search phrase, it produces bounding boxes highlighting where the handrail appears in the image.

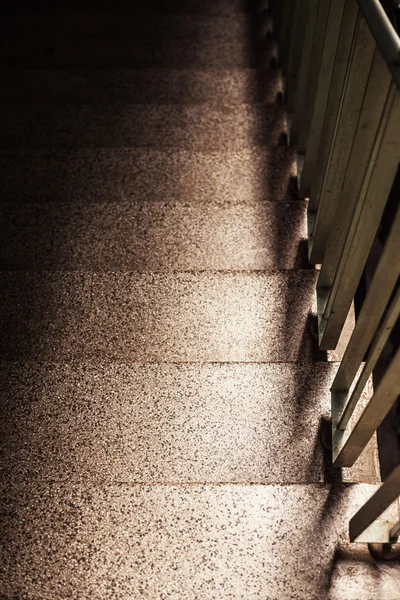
[358,0,400,65]
[275,0,400,548]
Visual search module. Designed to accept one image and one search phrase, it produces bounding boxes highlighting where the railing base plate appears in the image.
[368,543,400,561]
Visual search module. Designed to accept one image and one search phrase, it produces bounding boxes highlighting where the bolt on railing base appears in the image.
[368,543,400,561]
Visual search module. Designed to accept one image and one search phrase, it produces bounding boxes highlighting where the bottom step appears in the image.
[1,482,399,599]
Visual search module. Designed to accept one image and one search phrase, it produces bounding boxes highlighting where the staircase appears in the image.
[0,1,399,598]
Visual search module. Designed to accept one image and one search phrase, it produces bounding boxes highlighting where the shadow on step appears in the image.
[243,7,318,272]
[0,0,270,16]
[322,544,400,597]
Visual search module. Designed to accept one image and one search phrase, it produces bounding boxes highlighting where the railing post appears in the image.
[333,347,400,468]
[350,463,400,542]
[333,285,400,431]
[290,0,320,149]
[299,0,346,198]
[330,202,400,423]
[291,0,332,155]
[307,0,359,213]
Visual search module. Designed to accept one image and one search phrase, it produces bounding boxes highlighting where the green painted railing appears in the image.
[274,0,400,547]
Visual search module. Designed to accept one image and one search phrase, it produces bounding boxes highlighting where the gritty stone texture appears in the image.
[1,36,275,68]
[1,482,399,600]
[0,361,379,485]
[3,13,270,40]
[0,103,285,149]
[0,147,296,204]
[0,270,323,362]
[1,1,396,596]
[0,68,282,105]
[0,200,307,270]
[1,0,268,14]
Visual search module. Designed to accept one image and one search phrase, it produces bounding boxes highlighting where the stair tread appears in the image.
[3,13,269,39]
[0,270,322,362]
[1,482,398,600]
[0,147,295,204]
[0,361,378,485]
[0,200,307,270]
[0,36,275,68]
[0,67,281,104]
[0,103,285,149]
[1,0,267,15]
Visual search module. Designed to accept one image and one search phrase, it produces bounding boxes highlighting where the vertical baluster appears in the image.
[308,0,359,216]
[290,0,319,149]
[349,463,400,542]
[299,0,345,198]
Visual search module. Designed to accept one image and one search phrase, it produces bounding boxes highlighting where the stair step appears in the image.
[0,147,295,203]
[0,68,281,105]
[0,362,380,484]
[1,0,268,15]
[0,148,295,204]
[0,361,378,484]
[0,103,285,149]
[3,13,270,39]
[0,35,275,68]
[0,271,322,362]
[1,482,398,599]
[0,200,307,270]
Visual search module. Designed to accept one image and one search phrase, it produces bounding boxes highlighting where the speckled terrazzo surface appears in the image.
[1,0,268,13]
[0,200,307,269]
[0,147,295,203]
[0,361,379,485]
[1,13,275,68]
[1,483,399,600]
[0,271,323,362]
[0,103,286,149]
[1,32,277,69]
[1,0,398,597]
[0,68,282,104]
[4,13,270,39]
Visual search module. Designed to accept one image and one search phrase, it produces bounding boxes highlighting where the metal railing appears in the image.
[274,0,400,545]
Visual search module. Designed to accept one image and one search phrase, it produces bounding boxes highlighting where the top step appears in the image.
[1,0,268,15]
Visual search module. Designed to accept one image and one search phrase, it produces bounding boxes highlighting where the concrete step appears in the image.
[0,270,323,362]
[3,13,270,39]
[0,35,275,68]
[1,482,399,599]
[1,0,268,15]
[0,148,295,204]
[0,103,285,149]
[0,68,282,105]
[0,200,307,270]
[0,361,378,485]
